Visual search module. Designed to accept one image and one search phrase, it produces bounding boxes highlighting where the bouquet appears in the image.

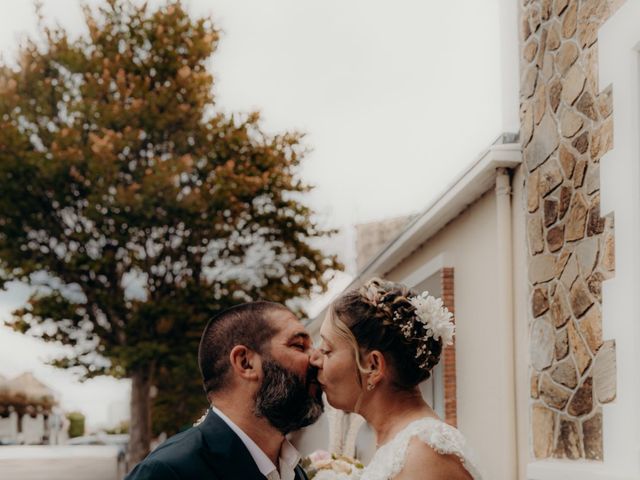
[301,450,364,480]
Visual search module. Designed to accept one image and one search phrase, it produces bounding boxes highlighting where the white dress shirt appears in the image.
[211,406,301,480]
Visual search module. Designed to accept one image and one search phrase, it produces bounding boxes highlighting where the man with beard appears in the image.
[125,301,324,480]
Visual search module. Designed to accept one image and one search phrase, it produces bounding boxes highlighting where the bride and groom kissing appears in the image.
[126,278,481,480]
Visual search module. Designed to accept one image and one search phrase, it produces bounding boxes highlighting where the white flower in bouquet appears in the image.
[302,450,364,480]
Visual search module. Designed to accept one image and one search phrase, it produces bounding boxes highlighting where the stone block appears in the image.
[573,160,587,188]
[560,108,583,138]
[587,196,605,236]
[539,159,563,196]
[602,233,615,271]
[575,236,599,276]
[524,39,539,63]
[597,85,613,119]
[528,215,545,255]
[522,65,538,99]
[561,64,586,106]
[583,410,603,460]
[544,198,558,227]
[577,91,598,121]
[547,225,565,253]
[559,145,575,179]
[551,357,578,388]
[559,185,572,219]
[587,271,604,302]
[572,131,589,155]
[531,317,555,371]
[591,116,613,162]
[532,404,555,459]
[566,192,588,241]
[557,41,578,75]
[534,82,547,125]
[549,78,562,113]
[547,22,561,50]
[530,254,557,284]
[562,0,577,38]
[540,373,571,409]
[551,284,571,328]
[527,167,540,212]
[560,253,579,290]
[526,114,560,171]
[568,319,592,375]
[555,417,583,459]
[533,287,550,317]
[522,105,534,147]
[585,163,600,194]
[555,0,569,16]
[555,327,569,360]
[544,53,555,81]
[531,372,540,399]
[570,278,594,318]
[568,377,593,416]
[579,304,603,354]
[593,340,616,403]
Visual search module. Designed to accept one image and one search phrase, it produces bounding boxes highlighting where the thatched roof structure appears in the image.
[0,372,57,414]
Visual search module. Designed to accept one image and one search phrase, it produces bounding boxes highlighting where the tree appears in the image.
[0,0,340,463]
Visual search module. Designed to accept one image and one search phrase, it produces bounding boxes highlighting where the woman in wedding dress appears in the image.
[310,278,482,480]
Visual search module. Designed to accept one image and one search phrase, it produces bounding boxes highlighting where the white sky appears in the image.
[0,0,504,429]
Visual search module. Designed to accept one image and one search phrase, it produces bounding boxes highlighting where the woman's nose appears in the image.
[309,347,323,368]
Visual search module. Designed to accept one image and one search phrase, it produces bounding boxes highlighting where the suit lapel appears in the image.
[294,464,309,480]
[197,410,267,480]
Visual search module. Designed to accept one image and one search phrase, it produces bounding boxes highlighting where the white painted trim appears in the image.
[401,254,447,288]
[596,1,640,477]
[528,460,639,480]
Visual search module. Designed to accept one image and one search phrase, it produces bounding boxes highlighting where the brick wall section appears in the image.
[441,267,457,427]
[520,0,622,461]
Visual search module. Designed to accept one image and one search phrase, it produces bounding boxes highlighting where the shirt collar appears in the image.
[210,405,301,477]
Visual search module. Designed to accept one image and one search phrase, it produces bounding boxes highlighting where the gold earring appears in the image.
[367,383,375,391]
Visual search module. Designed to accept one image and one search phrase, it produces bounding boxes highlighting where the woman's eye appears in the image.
[320,348,331,356]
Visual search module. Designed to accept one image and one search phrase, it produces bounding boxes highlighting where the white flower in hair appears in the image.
[409,291,455,346]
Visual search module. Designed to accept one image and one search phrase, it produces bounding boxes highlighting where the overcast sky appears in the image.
[0,0,504,429]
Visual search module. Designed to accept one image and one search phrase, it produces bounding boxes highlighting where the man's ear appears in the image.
[366,350,386,386]
[229,345,261,382]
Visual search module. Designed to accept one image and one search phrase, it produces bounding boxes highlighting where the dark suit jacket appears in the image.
[125,411,309,480]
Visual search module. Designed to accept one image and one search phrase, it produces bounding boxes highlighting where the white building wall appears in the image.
[387,189,518,480]
[598,2,640,477]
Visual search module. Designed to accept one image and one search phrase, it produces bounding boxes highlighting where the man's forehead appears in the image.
[267,308,309,338]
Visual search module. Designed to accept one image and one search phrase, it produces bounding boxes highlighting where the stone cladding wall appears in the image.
[519,0,622,460]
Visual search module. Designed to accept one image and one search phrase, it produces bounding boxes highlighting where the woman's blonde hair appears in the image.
[329,278,444,390]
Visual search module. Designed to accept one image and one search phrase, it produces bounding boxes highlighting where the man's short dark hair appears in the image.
[198,301,288,396]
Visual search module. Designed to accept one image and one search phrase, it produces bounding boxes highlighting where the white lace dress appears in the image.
[360,417,482,480]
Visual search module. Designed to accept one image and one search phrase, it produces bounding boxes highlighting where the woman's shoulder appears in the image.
[393,434,473,480]
[403,417,466,455]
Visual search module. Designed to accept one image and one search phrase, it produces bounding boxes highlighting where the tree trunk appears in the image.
[128,366,153,468]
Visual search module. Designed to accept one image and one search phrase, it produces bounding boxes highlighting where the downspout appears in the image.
[496,167,518,478]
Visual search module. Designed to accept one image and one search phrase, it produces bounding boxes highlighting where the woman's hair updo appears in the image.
[329,278,447,390]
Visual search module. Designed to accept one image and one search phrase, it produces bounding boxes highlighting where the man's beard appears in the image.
[254,359,324,434]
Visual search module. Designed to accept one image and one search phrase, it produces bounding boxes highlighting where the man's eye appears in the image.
[292,344,306,351]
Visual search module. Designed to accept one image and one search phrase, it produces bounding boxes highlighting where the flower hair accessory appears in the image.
[409,292,455,346]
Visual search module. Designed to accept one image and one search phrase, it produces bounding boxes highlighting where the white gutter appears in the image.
[496,167,518,479]
[307,140,522,335]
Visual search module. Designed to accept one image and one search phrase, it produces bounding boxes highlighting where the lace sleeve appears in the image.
[360,418,483,480]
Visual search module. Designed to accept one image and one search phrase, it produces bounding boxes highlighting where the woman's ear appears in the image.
[229,345,261,382]
[367,350,386,386]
